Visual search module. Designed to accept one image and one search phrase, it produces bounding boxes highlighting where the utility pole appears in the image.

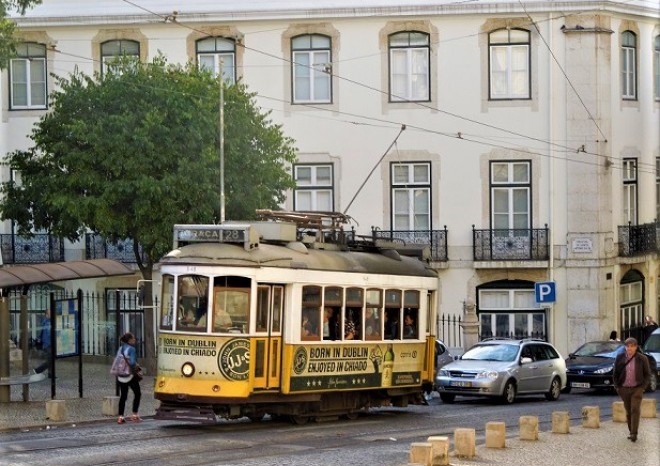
[219,63,226,223]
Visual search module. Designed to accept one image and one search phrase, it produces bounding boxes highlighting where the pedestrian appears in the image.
[115,332,142,424]
[34,315,52,376]
[642,315,658,345]
[612,337,651,442]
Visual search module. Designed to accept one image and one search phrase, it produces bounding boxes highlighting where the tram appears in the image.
[154,212,438,424]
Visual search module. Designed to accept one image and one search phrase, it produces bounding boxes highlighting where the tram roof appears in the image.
[161,242,437,278]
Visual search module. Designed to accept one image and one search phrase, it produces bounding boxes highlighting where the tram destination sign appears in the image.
[173,224,257,249]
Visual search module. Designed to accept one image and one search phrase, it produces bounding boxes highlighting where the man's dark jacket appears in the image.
[613,350,651,389]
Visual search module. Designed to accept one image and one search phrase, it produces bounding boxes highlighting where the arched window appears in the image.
[196,37,236,84]
[388,31,430,102]
[291,34,331,103]
[654,35,660,101]
[489,28,530,99]
[621,31,637,99]
[101,39,140,76]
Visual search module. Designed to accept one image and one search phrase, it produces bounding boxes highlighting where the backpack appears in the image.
[110,348,130,377]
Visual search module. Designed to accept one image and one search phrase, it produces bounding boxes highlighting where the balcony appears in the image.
[0,234,65,264]
[473,226,549,262]
[371,227,448,262]
[618,221,659,257]
[85,234,145,264]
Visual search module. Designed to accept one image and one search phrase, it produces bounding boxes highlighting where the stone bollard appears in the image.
[485,421,506,448]
[612,401,626,422]
[45,399,67,422]
[427,436,450,466]
[454,428,476,458]
[551,411,570,434]
[102,395,120,416]
[519,416,539,440]
[409,442,433,466]
[582,406,600,428]
[641,398,657,418]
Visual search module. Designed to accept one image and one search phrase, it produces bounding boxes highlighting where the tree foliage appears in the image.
[0,0,41,69]
[0,56,297,364]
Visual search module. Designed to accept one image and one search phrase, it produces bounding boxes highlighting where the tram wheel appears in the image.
[290,415,309,425]
[247,414,265,422]
[344,412,359,421]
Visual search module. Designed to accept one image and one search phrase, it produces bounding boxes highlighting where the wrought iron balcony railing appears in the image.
[371,227,448,262]
[85,234,145,264]
[0,233,65,264]
[618,221,659,257]
[473,226,549,261]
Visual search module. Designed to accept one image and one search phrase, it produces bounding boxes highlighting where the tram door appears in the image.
[253,285,283,389]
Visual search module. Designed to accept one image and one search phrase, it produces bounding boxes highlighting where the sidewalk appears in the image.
[0,358,158,432]
[0,360,658,466]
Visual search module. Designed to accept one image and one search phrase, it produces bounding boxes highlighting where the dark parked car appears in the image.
[564,340,657,393]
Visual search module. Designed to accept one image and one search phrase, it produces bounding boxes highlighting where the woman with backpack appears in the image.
[113,332,142,424]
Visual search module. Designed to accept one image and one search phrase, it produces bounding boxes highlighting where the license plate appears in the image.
[571,382,590,388]
[450,381,472,387]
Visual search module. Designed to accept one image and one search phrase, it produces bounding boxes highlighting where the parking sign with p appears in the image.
[535,281,556,304]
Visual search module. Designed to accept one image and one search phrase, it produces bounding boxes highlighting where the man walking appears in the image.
[613,337,651,442]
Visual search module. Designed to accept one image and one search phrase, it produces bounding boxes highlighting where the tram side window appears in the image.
[177,275,209,331]
[385,289,402,339]
[344,287,363,341]
[323,286,342,341]
[403,290,420,339]
[160,274,174,330]
[302,286,322,340]
[365,289,381,340]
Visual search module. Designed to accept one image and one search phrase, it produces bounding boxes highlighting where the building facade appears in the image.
[2,0,659,355]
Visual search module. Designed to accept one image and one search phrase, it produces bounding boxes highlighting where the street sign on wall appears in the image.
[535,281,556,304]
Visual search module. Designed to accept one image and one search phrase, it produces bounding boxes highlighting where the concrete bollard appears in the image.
[519,416,539,440]
[102,395,120,416]
[45,399,67,422]
[582,406,600,428]
[612,401,626,422]
[409,442,433,466]
[426,436,449,466]
[641,398,657,418]
[485,421,506,448]
[551,411,570,434]
[454,428,476,458]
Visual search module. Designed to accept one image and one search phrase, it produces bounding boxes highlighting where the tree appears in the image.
[0,1,41,69]
[0,56,297,368]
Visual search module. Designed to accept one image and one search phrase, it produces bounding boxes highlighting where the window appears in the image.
[490,161,530,230]
[389,31,430,102]
[621,31,636,99]
[177,275,210,332]
[623,158,637,225]
[478,287,545,340]
[197,37,236,83]
[10,42,47,109]
[101,40,140,75]
[391,162,430,230]
[489,29,530,100]
[292,34,331,103]
[294,164,333,211]
[655,35,660,101]
[160,275,175,329]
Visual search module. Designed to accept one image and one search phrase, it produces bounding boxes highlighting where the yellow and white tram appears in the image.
[154,214,438,423]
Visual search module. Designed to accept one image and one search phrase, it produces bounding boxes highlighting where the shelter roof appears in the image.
[0,259,134,289]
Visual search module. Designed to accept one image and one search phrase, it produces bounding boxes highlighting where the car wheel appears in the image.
[646,373,657,393]
[440,393,455,403]
[500,380,516,404]
[545,377,561,401]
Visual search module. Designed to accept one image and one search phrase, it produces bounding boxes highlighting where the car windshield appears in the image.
[644,334,660,353]
[461,343,519,362]
[574,341,622,357]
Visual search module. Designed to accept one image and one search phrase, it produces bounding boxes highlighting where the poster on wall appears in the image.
[55,298,79,357]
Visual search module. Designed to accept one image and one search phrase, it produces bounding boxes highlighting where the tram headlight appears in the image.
[181,362,195,377]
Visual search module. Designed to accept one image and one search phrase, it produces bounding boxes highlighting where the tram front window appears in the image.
[177,275,209,331]
[213,288,249,333]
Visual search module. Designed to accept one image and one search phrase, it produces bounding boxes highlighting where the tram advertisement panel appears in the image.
[285,343,424,392]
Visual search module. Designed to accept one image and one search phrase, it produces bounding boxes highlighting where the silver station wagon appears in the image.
[435,338,567,404]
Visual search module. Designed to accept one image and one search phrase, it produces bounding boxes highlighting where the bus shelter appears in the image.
[0,259,134,402]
